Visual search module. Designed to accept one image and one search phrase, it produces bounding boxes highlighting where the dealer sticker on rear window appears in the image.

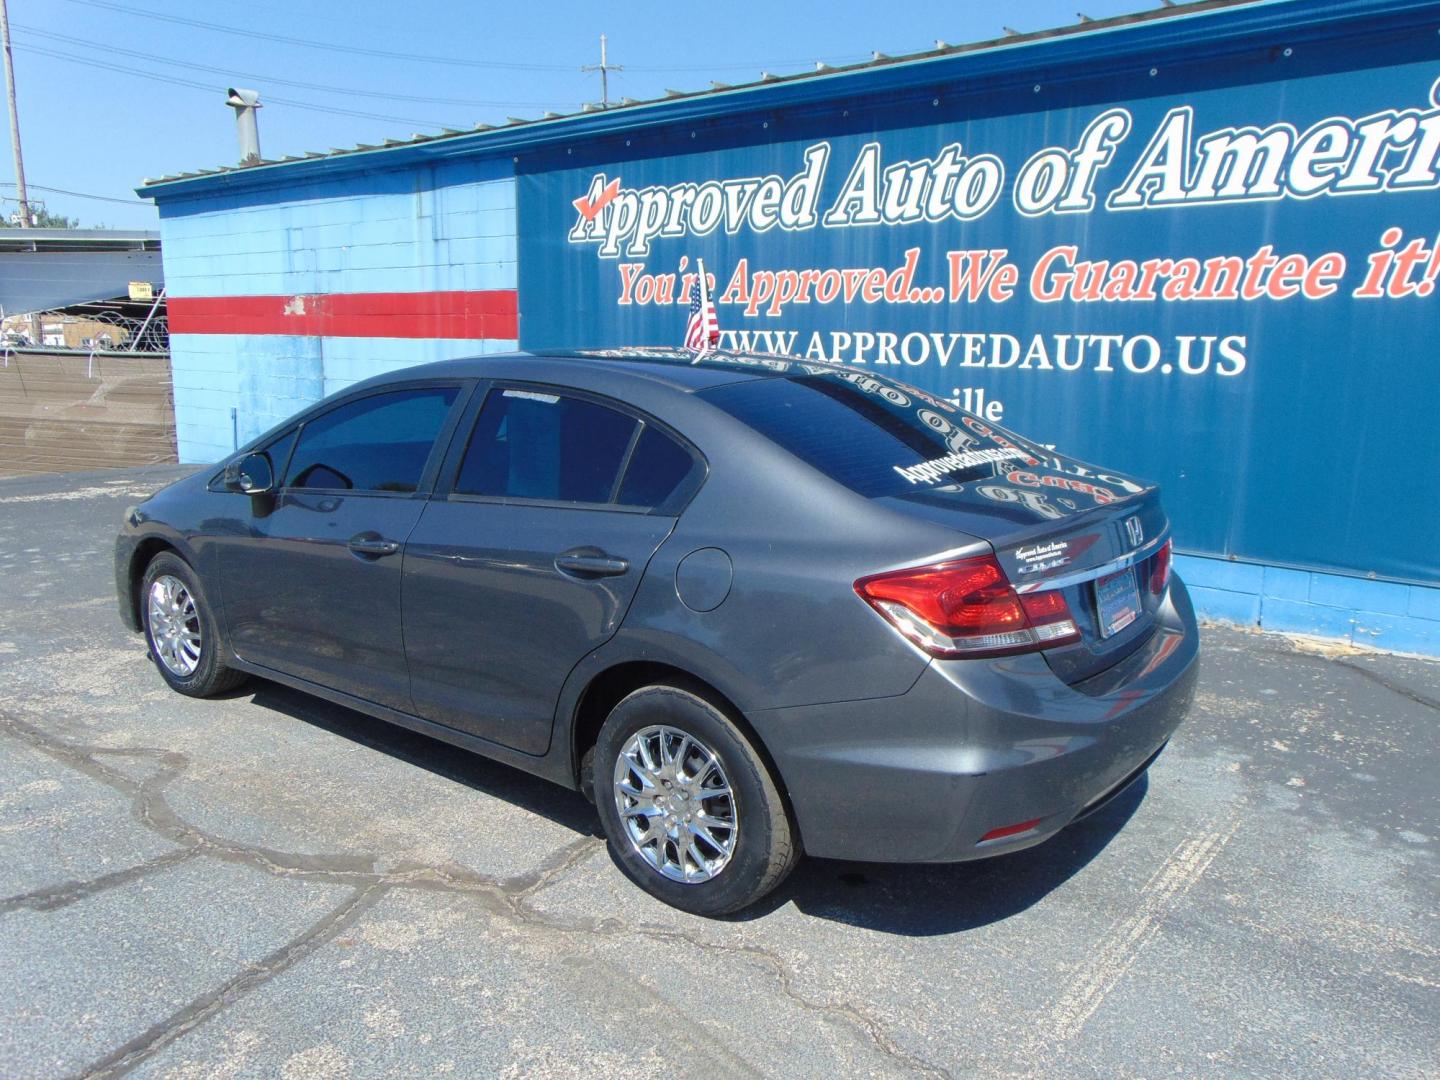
[892,447,1026,485]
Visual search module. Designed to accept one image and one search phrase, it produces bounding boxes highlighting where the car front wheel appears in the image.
[141,552,247,698]
[594,684,798,915]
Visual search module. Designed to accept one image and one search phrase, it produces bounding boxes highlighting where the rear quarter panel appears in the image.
[572,391,981,715]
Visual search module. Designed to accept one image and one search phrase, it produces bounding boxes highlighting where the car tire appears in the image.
[140,552,247,698]
[594,684,798,916]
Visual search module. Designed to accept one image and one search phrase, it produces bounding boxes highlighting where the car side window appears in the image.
[616,425,694,508]
[455,389,638,503]
[285,386,460,493]
[261,427,299,479]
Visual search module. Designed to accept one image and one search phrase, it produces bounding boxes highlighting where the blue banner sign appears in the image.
[519,46,1440,585]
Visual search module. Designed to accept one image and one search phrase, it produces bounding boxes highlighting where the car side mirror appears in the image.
[225,452,274,495]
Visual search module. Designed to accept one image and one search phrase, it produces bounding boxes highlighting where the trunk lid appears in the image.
[877,462,1171,685]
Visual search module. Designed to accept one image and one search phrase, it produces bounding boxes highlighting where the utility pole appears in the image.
[0,0,31,227]
[582,33,622,109]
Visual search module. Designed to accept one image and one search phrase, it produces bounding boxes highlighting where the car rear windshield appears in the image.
[698,373,1039,499]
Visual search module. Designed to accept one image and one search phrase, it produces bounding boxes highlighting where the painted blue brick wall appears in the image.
[166,335,241,462]
[1175,553,1440,658]
[157,158,517,299]
[155,155,519,461]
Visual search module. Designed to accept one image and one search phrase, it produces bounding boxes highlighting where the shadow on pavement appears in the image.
[245,675,1146,935]
[246,679,603,839]
[749,776,1147,934]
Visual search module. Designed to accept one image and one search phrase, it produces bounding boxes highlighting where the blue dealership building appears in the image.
[138,0,1440,655]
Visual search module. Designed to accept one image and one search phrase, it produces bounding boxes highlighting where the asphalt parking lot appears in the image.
[0,465,1436,1079]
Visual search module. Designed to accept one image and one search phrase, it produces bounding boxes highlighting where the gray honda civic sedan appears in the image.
[115,349,1197,914]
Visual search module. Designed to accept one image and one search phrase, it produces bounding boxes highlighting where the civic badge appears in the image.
[1124,516,1144,547]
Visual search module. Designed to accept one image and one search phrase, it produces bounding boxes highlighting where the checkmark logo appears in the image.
[573,177,621,222]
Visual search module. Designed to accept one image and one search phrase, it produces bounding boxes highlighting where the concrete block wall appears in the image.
[1176,553,1440,658]
[157,156,519,461]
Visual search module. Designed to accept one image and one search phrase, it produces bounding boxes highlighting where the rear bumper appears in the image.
[750,575,1199,863]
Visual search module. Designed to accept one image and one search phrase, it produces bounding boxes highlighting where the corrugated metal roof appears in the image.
[0,232,163,314]
[136,0,1264,196]
[0,249,164,315]
[0,228,160,252]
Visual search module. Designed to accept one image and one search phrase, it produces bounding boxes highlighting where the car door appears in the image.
[402,383,704,754]
[215,381,468,709]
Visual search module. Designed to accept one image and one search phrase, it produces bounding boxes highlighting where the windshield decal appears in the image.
[894,447,1028,485]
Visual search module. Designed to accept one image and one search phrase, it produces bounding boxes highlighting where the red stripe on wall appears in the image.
[168,290,518,340]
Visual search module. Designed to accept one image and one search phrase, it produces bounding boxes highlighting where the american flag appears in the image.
[685,259,719,352]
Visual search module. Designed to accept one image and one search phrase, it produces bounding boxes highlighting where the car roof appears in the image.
[381,348,861,394]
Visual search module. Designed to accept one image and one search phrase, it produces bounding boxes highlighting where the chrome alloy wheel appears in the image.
[613,724,738,883]
[147,574,202,677]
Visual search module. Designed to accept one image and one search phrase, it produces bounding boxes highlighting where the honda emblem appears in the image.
[1125,516,1144,547]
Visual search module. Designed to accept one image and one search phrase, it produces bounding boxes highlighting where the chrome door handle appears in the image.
[554,552,630,578]
[347,533,400,557]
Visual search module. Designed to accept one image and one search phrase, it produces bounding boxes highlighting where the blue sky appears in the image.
[3,0,1163,229]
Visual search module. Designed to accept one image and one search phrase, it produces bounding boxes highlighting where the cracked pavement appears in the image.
[0,465,1436,1078]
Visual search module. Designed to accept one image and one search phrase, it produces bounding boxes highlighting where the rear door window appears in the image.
[285,386,460,493]
[455,389,638,504]
[452,387,701,510]
[616,426,695,508]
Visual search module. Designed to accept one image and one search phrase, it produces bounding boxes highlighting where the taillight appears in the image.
[854,554,1079,658]
[1149,540,1172,596]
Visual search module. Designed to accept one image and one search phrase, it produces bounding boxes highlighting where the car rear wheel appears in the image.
[594,685,798,915]
[141,552,247,698]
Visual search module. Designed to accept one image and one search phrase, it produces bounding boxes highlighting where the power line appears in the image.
[55,0,870,77]
[11,23,579,110]
[13,42,461,128]
[57,0,576,72]
[626,54,872,73]
[2,181,146,205]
